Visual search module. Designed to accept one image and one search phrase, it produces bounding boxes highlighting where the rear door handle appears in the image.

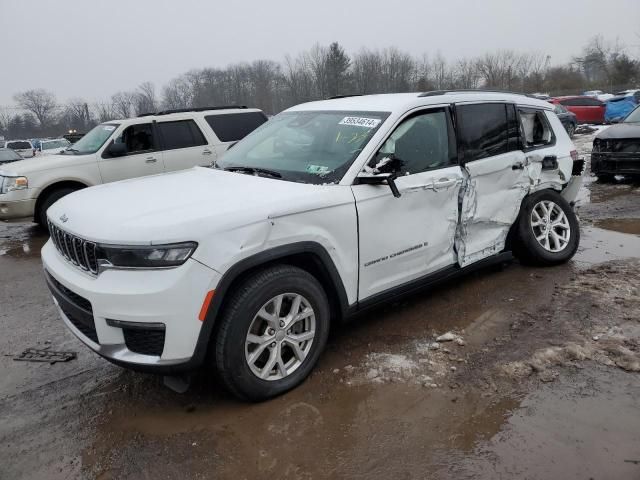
[145,156,157,164]
[512,162,525,170]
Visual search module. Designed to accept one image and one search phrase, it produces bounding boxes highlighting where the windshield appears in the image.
[7,141,31,150]
[42,139,70,150]
[65,123,119,154]
[624,106,640,123]
[216,110,390,184]
[0,149,21,162]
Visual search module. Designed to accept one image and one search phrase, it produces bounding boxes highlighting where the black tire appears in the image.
[512,189,580,267]
[36,188,76,227]
[596,173,616,183]
[214,265,330,401]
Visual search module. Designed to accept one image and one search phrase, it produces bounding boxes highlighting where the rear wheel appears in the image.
[35,188,77,227]
[214,265,330,401]
[512,190,580,266]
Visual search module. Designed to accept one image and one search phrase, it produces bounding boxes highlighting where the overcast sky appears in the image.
[1,0,639,105]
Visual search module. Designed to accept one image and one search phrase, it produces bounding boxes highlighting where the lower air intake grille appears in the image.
[122,328,166,356]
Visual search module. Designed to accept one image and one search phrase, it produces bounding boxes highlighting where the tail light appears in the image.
[570,150,578,161]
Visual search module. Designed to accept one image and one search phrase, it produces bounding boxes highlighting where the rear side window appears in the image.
[518,108,555,149]
[456,103,512,162]
[205,112,268,142]
[157,120,207,150]
[7,141,31,150]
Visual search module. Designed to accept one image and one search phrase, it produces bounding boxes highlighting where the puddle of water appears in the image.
[443,368,640,479]
[574,226,640,267]
[0,222,47,258]
[593,218,640,236]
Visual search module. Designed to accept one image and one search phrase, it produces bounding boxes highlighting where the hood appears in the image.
[0,152,95,175]
[596,123,640,140]
[47,167,347,244]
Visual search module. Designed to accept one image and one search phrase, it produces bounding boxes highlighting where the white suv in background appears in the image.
[42,91,584,401]
[0,106,267,225]
[4,139,35,158]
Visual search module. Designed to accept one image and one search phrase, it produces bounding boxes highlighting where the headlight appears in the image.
[96,242,197,269]
[0,176,28,194]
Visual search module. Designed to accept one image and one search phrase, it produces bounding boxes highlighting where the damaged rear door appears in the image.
[455,102,529,267]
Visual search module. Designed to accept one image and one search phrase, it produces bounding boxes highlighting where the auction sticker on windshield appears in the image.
[103,125,116,131]
[339,117,382,128]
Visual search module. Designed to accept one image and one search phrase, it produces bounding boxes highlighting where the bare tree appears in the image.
[134,82,157,115]
[13,89,58,126]
[111,91,135,119]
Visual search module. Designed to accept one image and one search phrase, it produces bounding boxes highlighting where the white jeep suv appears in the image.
[0,106,267,225]
[42,92,584,401]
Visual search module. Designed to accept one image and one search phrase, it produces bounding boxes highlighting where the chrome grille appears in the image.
[47,221,99,274]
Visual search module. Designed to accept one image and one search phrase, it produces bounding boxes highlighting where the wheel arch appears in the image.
[33,179,90,222]
[193,242,351,365]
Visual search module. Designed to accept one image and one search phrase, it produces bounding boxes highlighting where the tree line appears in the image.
[1,36,638,140]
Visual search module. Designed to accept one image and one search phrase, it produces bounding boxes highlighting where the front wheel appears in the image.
[512,190,580,266]
[213,265,330,401]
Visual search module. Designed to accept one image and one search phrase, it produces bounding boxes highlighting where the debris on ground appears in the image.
[13,348,77,364]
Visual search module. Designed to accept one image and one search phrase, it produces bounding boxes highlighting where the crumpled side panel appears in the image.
[455,152,536,267]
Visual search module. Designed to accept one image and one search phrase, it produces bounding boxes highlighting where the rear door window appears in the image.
[205,112,268,142]
[157,120,207,150]
[518,108,555,149]
[456,103,512,162]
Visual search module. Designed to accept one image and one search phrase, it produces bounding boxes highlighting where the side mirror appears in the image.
[356,171,401,198]
[106,142,127,157]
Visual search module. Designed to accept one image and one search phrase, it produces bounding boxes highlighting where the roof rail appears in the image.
[327,94,363,100]
[137,105,248,117]
[418,89,539,99]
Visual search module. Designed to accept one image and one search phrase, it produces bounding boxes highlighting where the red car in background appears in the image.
[550,96,606,124]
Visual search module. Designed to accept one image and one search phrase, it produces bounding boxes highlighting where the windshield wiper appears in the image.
[64,147,80,154]
[224,166,282,179]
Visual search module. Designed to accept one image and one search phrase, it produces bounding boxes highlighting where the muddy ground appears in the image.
[1,130,640,480]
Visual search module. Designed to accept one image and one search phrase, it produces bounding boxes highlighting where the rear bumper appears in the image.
[592,152,640,175]
[42,240,221,373]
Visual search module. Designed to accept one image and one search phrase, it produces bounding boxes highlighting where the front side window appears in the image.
[519,108,555,149]
[157,120,207,150]
[112,123,155,155]
[370,109,455,175]
[65,123,119,155]
[457,103,510,162]
[216,110,390,184]
[554,104,568,115]
[205,112,268,142]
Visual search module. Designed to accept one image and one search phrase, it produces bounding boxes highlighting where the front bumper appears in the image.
[42,240,221,372]
[591,152,640,175]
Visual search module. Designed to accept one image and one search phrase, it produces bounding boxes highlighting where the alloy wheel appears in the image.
[530,200,571,253]
[244,293,316,381]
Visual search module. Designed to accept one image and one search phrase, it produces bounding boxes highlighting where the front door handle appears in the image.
[202,149,213,156]
[145,156,157,164]
[512,162,525,170]
[433,178,458,189]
